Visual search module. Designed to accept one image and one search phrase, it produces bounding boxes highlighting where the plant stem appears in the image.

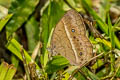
[21,46,31,80]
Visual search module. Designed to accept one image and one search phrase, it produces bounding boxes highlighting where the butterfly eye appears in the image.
[71,29,75,32]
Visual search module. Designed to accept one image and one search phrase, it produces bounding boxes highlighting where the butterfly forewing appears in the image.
[50,9,93,66]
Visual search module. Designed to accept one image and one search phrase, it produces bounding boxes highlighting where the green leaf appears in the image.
[0,14,12,32]
[81,0,120,49]
[11,54,19,68]
[96,38,111,48]
[108,14,115,73]
[74,72,86,80]
[64,66,100,80]
[0,62,16,80]
[81,67,100,80]
[99,0,110,22]
[92,59,105,70]
[114,17,120,28]
[116,67,120,77]
[96,67,110,78]
[113,17,120,49]
[25,17,40,53]
[0,62,9,80]
[4,65,16,80]
[108,14,115,49]
[6,38,40,69]
[40,0,65,67]
[114,36,120,49]
[81,0,108,34]
[45,55,69,74]
[6,0,39,38]
[43,28,54,67]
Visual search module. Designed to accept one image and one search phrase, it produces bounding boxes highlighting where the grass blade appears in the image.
[0,14,12,32]
[6,0,39,38]
[41,1,65,67]
[81,0,120,49]
[0,62,9,80]
[81,0,108,34]
[4,65,16,80]
[6,38,40,69]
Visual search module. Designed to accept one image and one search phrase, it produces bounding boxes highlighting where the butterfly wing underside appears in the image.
[50,10,93,66]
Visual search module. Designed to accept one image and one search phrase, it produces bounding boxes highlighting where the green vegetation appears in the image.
[0,0,120,80]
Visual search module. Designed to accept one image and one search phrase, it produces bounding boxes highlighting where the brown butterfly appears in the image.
[50,9,93,66]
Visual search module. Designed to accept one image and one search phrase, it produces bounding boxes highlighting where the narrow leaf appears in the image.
[0,62,9,80]
[4,65,16,80]
[45,55,69,74]
[6,38,40,69]
[6,0,39,38]
[0,14,12,32]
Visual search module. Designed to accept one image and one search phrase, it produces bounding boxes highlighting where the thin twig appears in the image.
[31,41,42,60]
[68,52,104,80]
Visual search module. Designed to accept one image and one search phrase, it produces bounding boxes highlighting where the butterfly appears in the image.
[50,9,93,66]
